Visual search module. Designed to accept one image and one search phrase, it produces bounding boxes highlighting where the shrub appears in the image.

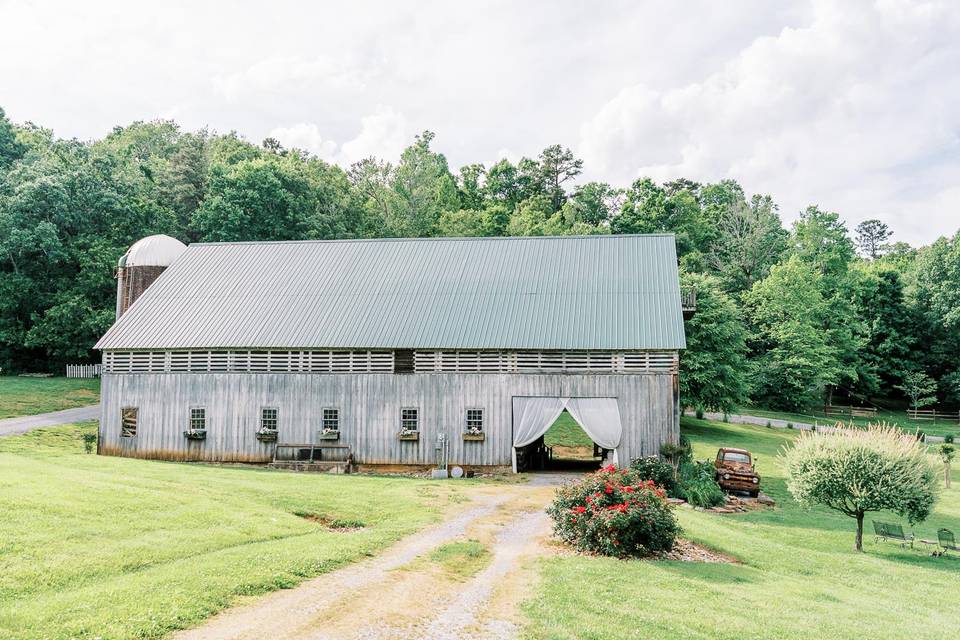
[629,456,679,497]
[81,433,97,454]
[678,461,726,508]
[547,465,680,557]
[782,423,939,551]
[695,408,704,420]
[945,434,954,444]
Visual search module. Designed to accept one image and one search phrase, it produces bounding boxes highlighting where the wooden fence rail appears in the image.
[824,404,877,418]
[66,364,102,379]
[907,408,960,423]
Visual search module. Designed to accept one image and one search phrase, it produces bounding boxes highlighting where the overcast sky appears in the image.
[2,0,958,245]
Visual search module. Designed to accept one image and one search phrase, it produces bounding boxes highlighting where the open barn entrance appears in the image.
[511,396,622,473]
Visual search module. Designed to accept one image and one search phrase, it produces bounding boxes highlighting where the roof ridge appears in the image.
[189,233,677,247]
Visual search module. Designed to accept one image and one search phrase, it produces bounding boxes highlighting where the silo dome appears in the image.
[115,235,188,319]
[118,234,187,268]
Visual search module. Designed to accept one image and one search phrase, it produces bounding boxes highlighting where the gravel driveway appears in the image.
[175,476,569,640]
[0,404,100,436]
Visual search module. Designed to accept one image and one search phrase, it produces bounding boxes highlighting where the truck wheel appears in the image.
[749,489,759,498]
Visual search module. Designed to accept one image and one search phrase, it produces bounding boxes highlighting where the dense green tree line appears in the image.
[0,109,957,412]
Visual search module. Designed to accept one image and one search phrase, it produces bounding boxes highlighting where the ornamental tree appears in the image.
[937,444,955,489]
[782,423,939,551]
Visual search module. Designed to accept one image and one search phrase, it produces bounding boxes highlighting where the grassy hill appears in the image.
[0,423,467,639]
[523,417,960,640]
[0,377,100,419]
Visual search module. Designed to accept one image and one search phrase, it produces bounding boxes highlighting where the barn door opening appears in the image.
[511,397,621,472]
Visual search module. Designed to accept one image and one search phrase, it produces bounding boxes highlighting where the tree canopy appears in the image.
[0,107,957,418]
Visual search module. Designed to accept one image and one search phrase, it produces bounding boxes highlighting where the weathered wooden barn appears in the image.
[95,234,689,472]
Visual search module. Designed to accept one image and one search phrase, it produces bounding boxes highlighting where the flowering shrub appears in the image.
[547,465,681,558]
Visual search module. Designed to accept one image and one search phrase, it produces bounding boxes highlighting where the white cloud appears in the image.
[578,0,960,244]
[337,106,409,166]
[267,106,409,167]
[0,0,957,244]
[266,122,338,160]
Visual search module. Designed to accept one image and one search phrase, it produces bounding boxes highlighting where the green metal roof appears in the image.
[96,234,686,351]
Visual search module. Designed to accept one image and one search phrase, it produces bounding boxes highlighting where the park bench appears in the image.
[873,521,914,548]
[937,528,959,555]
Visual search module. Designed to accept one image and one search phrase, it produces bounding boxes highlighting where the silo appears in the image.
[115,235,187,318]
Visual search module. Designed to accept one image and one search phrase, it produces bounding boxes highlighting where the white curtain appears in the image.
[565,398,622,450]
[565,398,623,466]
[512,396,624,470]
[513,397,568,447]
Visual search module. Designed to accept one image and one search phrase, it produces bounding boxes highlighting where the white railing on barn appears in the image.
[66,364,102,378]
[413,350,678,374]
[102,351,395,374]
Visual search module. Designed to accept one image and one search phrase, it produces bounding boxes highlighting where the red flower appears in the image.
[604,485,614,494]
[571,506,587,514]
[603,464,616,472]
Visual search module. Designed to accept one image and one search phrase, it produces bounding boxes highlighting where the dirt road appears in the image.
[175,475,572,640]
[0,404,99,436]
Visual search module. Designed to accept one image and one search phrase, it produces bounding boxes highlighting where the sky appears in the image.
[1,0,958,245]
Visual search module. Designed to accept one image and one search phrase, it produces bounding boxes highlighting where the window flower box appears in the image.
[183,428,207,441]
[463,432,485,442]
[256,428,278,442]
[399,429,420,441]
[319,429,340,441]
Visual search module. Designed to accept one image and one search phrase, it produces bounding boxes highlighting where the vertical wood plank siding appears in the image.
[99,372,677,467]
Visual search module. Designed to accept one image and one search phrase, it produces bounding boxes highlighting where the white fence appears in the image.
[66,364,102,378]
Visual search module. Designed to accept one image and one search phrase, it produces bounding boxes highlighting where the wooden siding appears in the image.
[99,372,678,468]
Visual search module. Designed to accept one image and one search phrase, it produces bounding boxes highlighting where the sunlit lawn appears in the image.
[0,423,467,639]
[0,377,100,418]
[523,417,960,640]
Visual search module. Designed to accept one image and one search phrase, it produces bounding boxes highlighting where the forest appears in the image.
[0,106,957,412]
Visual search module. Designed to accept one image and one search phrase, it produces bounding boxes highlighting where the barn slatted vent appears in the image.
[103,351,395,374]
[413,351,677,374]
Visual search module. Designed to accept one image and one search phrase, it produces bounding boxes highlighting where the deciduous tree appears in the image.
[783,424,939,551]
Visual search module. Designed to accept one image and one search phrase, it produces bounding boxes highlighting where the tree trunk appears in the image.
[855,512,864,552]
[946,461,952,489]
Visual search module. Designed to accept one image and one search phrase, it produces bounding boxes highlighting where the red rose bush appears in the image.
[547,465,681,558]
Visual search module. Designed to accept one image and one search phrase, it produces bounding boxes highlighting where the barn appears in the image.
[94,234,690,473]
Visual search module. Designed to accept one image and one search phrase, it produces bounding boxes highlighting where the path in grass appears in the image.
[175,476,563,640]
[0,376,99,419]
[0,423,488,640]
[0,404,100,436]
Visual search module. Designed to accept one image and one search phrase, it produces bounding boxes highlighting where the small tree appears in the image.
[937,444,955,489]
[782,423,938,551]
[896,370,938,412]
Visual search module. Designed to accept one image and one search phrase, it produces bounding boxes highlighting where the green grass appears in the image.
[543,411,593,449]
[429,539,491,579]
[0,422,466,639]
[0,377,100,418]
[741,404,960,438]
[523,417,960,640]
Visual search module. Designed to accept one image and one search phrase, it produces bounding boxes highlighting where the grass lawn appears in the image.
[543,410,593,449]
[740,404,960,438]
[0,377,100,418]
[0,423,468,640]
[523,417,960,640]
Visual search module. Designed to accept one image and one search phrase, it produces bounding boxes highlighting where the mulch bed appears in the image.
[653,538,739,563]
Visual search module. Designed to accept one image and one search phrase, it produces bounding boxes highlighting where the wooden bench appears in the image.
[273,442,351,463]
[873,520,914,548]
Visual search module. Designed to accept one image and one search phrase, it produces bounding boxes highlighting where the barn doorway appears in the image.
[511,396,621,473]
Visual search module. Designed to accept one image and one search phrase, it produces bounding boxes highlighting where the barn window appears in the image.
[465,408,483,432]
[401,407,419,432]
[190,407,206,430]
[322,408,340,431]
[121,407,138,437]
[394,350,415,374]
[261,407,278,431]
